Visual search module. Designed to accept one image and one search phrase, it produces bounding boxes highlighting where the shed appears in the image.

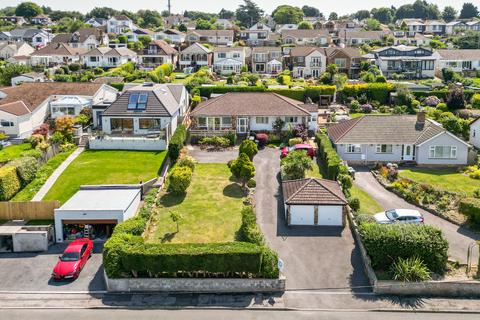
[282,178,347,226]
[54,186,141,242]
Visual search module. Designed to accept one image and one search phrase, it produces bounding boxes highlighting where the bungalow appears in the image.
[92,83,188,151]
[51,28,109,50]
[107,15,136,34]
[251,47,283,74]
[0,82,117,138]
[190,92,317,136]
[124,28,155,43]
[0,28,53,48]
[325,47,364,79]
[398,19,425,35]
[281,29,329,46]
[155,29,186,44]
[213,47,248,75]
[465,20,480,32]
[216,19,234,29]
[82,47,137,68]
[0,42,34,60]
[11,72,47,86]
[186,29,234,46]
[392,31,431,47]
[287,46,327,78]
[179,42,213,72]
[327,113,470,166]
[339,31,385,46]
[435,49,480,74]
[31,14,52,26]
[137,40,178,68]
[368,45,436,79]
[30,43,87,67]
[445,21,467,35]
[423,20,446,35]
[84,18,108,28]
[0,16,26,26]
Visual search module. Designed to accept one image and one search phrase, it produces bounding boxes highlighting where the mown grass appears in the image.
[351,185,383,215]
[0,143,32,163]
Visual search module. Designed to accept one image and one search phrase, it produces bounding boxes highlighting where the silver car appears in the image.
[373,209,424,224]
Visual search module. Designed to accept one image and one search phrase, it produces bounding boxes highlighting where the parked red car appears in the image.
[52,238,93,280]
[281,144,316,158]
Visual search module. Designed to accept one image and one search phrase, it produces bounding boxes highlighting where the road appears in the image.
[354,170,480,263]
[3,309,480,320]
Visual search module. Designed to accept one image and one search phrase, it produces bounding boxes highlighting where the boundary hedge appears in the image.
[168,124,187,162]
[315,131,347,180]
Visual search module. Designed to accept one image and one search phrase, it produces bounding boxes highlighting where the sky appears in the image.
[1,0,467,15]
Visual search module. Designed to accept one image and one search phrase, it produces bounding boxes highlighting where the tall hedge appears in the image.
[168,124,187,162]
[358,223,448,273]
[0,166,21,201]
[459,198,480,227]
[8,156,39,186]
[315,131,347,180]
[340,83,394,104]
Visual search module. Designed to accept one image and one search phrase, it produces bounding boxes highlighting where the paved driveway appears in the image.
[354,169,480,264]
[0,242,105,292]
[188,145,238,163]
[254,149,369,291]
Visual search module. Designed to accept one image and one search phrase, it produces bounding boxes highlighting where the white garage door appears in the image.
[290,205,314,225]
[317,206,343,226]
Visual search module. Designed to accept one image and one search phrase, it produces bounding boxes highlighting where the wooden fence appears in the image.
[0,201,60,220]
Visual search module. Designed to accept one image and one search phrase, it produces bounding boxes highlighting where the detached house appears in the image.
[137,40,178,68]
[31,14,52,26]
[423,20,446,35]
[325,47,364,79]
[281,29,329,46]
[436,49,480,74]
[179,42,213,72]
[186,30,234,46]
[84,18,107,28]
[251,47,282,74]
[0,42,34,60]
[0,16,26,26]
[82,47,137,68]
[327,113,470,166]
[124,28,155,43]
[0,28,53,48]
[155,29,186,44]
[339,31,385,46]
[51,28,109,50]
[239,23,273,46]
[30,43,87,66]
[107,15,135,34]
[213,47,248,75]
[287,47,326,78]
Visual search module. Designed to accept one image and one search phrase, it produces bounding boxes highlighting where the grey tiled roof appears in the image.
[282,178,347,205]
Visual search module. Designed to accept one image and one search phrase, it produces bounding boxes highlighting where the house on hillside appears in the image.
[81,47,137,68]
[90,83,188,151]
[213,47,248,75]
[325,47,365,79]
[155,29,186,44]
[0,42,34,60]
[84,18,107,28]
[327,113,470,166]
[0,28,53,48]
[190,92,317,136]
[11,72,47,86]
[107,15,135,34]
[281,29,329,46]
[51,28,109,50]
[338,31,385,46]
[186,30,234,46]
[251,47,283,74]
[30,43,87,66]
[179,42,213,72]
[31,14,52,26]
[0,82,117,138]
[0,16,26,26]
[137,40,178,68]
[435,49,480,75]
[287,47,326,78]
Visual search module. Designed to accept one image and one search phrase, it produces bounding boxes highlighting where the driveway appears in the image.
[0,242,105,292]
[254,149,369,291]
[354,169,480,264]
[188,145,238,163]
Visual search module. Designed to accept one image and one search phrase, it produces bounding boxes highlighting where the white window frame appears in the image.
[285,117,298,123]
[376,144,393,154]
[255,116,269,124]
[346,144,361,153]
[429,146,457,159]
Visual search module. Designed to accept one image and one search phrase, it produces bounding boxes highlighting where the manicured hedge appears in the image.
[238,205,264,245]
[168,124,187,162]
[315,131,347,180]
[8,156,39,186]
[0,166,21,201]
[459,198,480,227]
[412,89,475,102]
[110,82,125,91]
[340,83,394,104]
[358,223,448,273]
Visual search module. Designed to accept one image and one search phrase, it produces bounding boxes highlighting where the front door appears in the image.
[403,145,414,161]
[312,69,321,78]
[237,117,248,133]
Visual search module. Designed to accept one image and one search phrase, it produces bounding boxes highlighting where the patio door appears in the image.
[237,118,248,133]
[403,144,414,161]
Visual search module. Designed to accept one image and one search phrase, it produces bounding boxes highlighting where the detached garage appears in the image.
[54,186,142,242]
[282,178,347,227]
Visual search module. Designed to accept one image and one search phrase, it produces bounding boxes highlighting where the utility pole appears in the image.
[167,0,171,15]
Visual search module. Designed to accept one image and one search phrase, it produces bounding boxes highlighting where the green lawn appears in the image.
[43,150,167,204]
[400,168,480,196]
[146,164,244,244]
[0,143,32,163]
[351,185,383,215]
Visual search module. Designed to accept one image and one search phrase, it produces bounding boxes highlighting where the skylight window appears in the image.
[127,92,148,111]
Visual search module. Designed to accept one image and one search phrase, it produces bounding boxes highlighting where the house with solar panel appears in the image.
[89,83,189,151]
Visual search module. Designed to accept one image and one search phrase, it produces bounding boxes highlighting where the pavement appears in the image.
[32,147,85,201]
[253,148,370,291]
[353,169,480,264]
[0,242,105,292]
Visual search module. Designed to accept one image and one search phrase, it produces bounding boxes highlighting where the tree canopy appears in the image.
[272,5,304,24]
[459,2,479,19]
[301,5,320,17]
[235,0,264,28]
[442,6,458,22]
[15,1,42,18]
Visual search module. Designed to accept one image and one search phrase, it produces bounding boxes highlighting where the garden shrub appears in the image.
[459,198,480,227]
[239,140,258,160]
[177,155,197,171]
[472,94,480,109]
[246,179,256,188]
[389,257,431,282]
[260,246,280,278]
[288,137,303,146]
[238,205,264,245]
[199,136,231,149]
[223,132,237,146]
[0,166,21,200]
[168,125,187,162]
[358,223,448,273]
[348,197,360,212]
[340,83,393,104]
[26,134,45,149]
[230,153,255,186]
[168,166,193,194]
[113,216,148,236]
[7,156,39,186]
[280,150,313,180]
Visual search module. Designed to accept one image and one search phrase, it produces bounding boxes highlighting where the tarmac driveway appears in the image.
[354,169,480,264]
[0,242,105,292]
[254,149,369,291]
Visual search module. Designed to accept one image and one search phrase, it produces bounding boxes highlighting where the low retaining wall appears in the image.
[89,137,166,151]
[105,273,286,293]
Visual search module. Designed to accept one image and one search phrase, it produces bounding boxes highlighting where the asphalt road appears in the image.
[253,148,369,291]
[354,170,480,264]
[3,309,480,320]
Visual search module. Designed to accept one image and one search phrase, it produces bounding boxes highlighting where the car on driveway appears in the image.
[373,209,424,224]
[281,144,316,158]
[52,238,93,280]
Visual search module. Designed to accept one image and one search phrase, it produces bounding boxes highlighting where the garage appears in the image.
[282,178,347,226]
[54,186,142,242]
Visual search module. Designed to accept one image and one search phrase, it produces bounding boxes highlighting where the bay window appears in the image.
[429,146,457,159]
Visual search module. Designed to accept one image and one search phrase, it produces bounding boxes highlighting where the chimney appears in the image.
[417,110,426,124]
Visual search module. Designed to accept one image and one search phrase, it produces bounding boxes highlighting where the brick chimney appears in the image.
[417,110,426,124]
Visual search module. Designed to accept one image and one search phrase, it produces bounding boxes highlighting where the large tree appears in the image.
[15,2,42,18]
[49,10,84,22]
[354,10,371,21]
[138,10,163,29]
[87,7,119,19]
[371,7,393,24]
[235,0,263,28]
[297,21,313,30]
[442,6,457,22]
[218,8,235,19]
[459,3,479,19]
[395,4,415,19]
[272,5,303,24]
[328,12,338,21]
[301,5,320,17]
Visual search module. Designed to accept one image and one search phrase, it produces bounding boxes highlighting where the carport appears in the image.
[54,186,142,242]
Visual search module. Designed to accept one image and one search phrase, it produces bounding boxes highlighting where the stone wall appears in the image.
[13,231,49,252]
[105,272,286,293]
[375,280,480,297]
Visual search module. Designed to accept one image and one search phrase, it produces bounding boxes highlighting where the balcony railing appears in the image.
[310,62,322,67]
